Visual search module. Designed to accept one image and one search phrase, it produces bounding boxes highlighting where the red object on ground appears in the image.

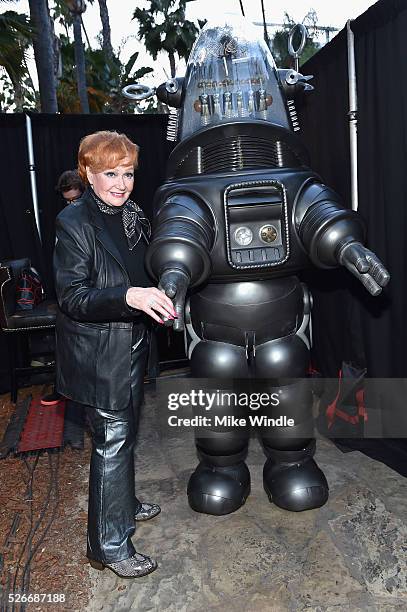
[40,394,63,406]
[18,398,65,452]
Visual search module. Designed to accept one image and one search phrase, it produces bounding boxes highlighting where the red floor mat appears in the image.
[18,398,65,452]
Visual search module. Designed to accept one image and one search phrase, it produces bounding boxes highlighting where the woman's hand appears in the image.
[126,286,176,324]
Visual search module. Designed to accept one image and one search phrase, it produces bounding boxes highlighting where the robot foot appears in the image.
[187,461,251,515]
[263,457,329,512]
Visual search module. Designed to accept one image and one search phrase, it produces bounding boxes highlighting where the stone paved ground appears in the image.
[85,387,407,612]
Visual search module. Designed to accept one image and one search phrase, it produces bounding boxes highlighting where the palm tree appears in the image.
[28,0,58,112]
[97,0,113,63]
[66,0,89,112]
[133,0,204,78]
[0,10,33,110]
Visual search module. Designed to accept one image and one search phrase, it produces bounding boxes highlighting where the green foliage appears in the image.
[0,70,38,111]
[272,12,320,69]
[0,0,199,113]
[51,0,94,30]
[0,10,31,79]
[0,9,36,110]
[133,0,203,77]
[56,35,153,113]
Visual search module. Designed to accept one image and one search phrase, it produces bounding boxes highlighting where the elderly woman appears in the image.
[54,131,175,578]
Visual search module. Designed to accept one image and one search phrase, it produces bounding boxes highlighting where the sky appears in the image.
[9,0,378,87]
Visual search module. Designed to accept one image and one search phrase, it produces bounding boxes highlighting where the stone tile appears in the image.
[158,437,200,475]
[288,530,367,609]
[353,459,407,522]
[242,585,294,611]
[198,585,294,612]
[199,515,297,601]
[328,485,407,599]
[375,599,407,611]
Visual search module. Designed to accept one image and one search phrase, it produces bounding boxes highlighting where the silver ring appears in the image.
[122,83,155,101]
[148,300,156,308]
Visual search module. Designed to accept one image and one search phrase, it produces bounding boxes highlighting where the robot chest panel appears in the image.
[222,179,289,270]
[204,172,309,278]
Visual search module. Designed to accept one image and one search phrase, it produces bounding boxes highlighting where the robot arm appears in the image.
[146,193,215,330]
[297,182,390,296]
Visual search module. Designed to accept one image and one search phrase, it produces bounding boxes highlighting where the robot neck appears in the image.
[167,121,310,180]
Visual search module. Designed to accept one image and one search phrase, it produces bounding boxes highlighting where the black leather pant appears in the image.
[85,326,148,564]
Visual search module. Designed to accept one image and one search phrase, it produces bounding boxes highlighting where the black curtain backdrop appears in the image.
[0,114,45,393]
[353,0,407,378]
[0,114,44,268]
[299,0,407,379]
[298,0,407,471]
[298,28,364,378]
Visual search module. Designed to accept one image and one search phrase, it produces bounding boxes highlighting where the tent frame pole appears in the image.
[347,20,358,212]
[25,113,42,243]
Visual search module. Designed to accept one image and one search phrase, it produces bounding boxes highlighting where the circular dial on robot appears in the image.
[259,224,278,243]
[234,226,253,246]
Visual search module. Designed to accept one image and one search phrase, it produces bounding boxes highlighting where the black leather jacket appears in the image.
[53,190,146,410]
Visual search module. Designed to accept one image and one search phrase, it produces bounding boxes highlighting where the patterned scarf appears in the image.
[90,187,151,250]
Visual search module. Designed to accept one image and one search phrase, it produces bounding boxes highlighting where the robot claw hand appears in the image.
[158,268,190,331]
[338,241,390,296]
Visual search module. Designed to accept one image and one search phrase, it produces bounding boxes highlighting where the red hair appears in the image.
[78,131,139,184]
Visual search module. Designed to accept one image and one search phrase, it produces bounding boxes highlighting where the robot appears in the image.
[129,18,390,515]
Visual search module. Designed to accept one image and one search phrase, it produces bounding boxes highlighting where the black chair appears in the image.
[0,258,57,403]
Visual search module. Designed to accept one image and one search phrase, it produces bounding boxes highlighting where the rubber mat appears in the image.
[18,398,65,452]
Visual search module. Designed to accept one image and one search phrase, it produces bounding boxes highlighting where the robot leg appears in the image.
[255,334,329,512]
[187,340,250,515]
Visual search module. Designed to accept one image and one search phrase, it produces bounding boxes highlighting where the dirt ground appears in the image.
[0,385,92,612]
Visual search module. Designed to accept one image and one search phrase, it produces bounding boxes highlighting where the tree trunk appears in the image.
[168,49,176,78]
[72,13,89,113]
[10,75,24,111]
[98,0,113,62]
[28,0,58,112]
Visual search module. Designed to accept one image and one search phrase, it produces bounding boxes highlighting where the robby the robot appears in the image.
[125,18,389,515]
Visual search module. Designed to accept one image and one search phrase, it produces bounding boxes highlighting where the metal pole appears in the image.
[25,113,42,243]
[347,20,358,211]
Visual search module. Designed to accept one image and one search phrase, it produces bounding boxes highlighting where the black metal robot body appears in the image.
[145,18,389,515]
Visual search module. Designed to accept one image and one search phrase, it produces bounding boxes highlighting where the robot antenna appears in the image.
[288,24,308,72]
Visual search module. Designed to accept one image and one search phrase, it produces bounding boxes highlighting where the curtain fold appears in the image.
[354,2,407,377]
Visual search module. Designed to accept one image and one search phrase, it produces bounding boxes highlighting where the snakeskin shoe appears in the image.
[89,552,157,578]
[134,502,161,521]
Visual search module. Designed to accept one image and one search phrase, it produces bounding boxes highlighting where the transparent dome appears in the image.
[180,16,289,140]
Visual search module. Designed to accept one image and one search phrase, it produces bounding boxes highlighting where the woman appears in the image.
[54,130,176,578]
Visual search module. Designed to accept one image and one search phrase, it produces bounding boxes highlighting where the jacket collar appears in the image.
[84,188,128,275]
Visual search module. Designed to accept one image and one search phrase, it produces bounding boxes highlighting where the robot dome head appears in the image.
[180,15,289,140]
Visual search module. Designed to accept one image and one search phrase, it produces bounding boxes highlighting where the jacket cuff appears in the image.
[124,287,141,315]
